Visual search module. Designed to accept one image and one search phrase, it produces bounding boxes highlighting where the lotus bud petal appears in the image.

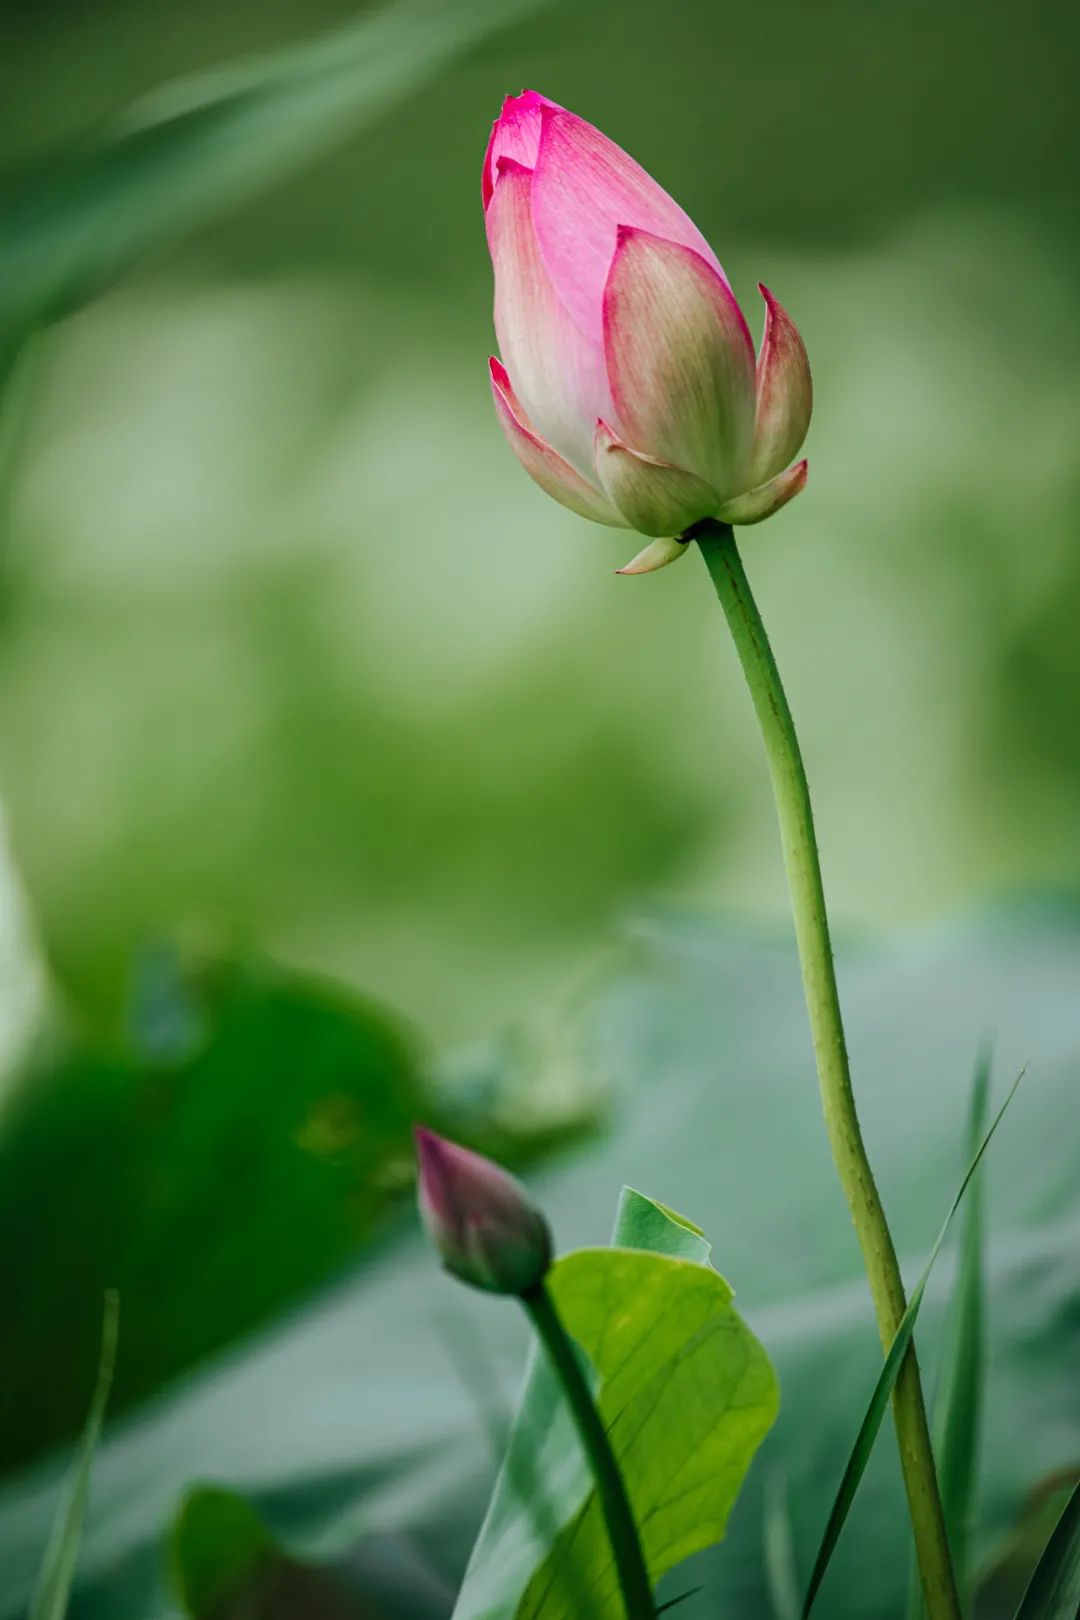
[414,1127,552,1296]
[603,229,755,500]
[595,420,719,536]
[491,360,626,526]
[616,535,691,576]
[749,286,813,488]
[486,151,616,479]
[716,460,808,525]
[484,93,813,555]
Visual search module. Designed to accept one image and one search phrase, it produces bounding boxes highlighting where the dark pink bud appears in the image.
[414,1127,552,1296]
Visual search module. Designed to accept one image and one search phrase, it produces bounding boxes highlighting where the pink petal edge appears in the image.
[750,284,813,487]
[482,89,561,209]
[489,358,625,527]
[602,228,756,492]
[530,103,731,345]
[486,158,615,475]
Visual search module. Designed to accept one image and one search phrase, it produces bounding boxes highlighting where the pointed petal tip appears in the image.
[612,221,671,254]
[413,1123,447,1173]
[594,416,620,454]
[616,535,691,575]
[483,91,557,207]
[749,289,812,486]
[493,154,533,185]
[716,459,808,525]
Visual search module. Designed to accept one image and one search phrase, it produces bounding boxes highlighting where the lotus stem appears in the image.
[694,519,960,1620]
[522,1280,655,1620]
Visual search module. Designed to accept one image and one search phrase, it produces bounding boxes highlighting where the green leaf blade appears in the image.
[611,1185,711,1263]
[454,1191,777,1620]
[1013,1481,1080,1620]
[523,1248,775,1618]
[907,1053,991,1620]
[29,1292,119,1620]
[3,910,1076,1620]
[802,1067,1023,1617]
[934,1054,991,1595]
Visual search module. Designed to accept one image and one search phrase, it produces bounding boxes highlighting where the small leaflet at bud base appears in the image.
[414,1127,553,1296]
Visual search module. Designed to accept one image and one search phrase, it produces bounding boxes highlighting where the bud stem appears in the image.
[694,520,960,1620]
[521,1280,655,1619]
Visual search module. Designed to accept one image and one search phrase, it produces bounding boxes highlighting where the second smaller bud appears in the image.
[414,1127,553,1297]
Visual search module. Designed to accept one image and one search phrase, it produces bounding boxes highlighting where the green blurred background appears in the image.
[2,0,1080,1608]
[2,0,1078,1052]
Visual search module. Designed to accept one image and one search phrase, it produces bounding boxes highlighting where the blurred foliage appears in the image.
[172,1488,454,1620]
[171,1487,384,1619]
[172,1488,275,1617]
[2,905,1078,1620]
[0,0,1076,1053]
[0,923,591,1477]
[0,0,549,340]
[0,941,428,1472]
[1010,1481,1080,1620]
[2,0,1080,1613]
[976,1474,1080,1620]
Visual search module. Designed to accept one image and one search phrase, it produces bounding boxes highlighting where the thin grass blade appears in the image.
[802,1068,1024,1618]
[932,1054,990,1588]
[29,1291,120,1620]
[908,1049,991,1619]
[656,1589,703,1614]
[1013,1480,1080,1619]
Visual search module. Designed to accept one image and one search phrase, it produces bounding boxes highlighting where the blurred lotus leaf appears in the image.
[2,904,1078,1619]
[0,939,428,1474]
[171,1486,384,1620]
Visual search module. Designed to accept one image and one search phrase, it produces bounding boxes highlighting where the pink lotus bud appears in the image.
[483,93,812,570]
[414,1127,552,1295]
